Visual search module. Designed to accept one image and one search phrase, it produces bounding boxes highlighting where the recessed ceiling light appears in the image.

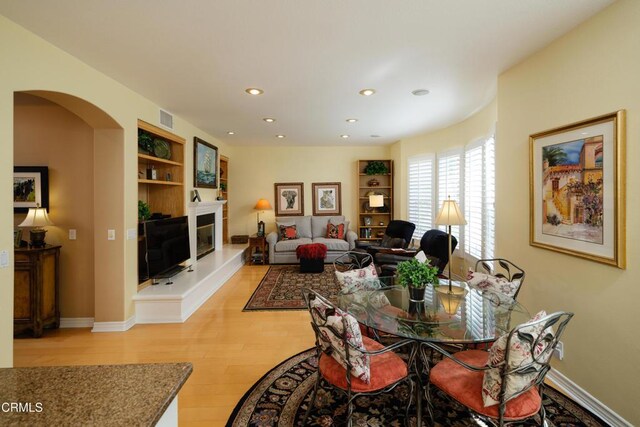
[245,88,264,95]
[370,135,381,138]
[346,118,358,123]
[263,118,276,123]
[276,134,286,139]
[227,131,235,135]
[359,89,376,96]
[340,135,350,139]
[411,89,430,96]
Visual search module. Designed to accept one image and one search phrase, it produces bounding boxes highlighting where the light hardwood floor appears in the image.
[13,265,315,426]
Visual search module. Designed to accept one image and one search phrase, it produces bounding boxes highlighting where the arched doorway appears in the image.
[14,90,126,326]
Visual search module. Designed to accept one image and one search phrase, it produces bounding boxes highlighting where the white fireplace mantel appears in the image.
[187,201,226,264]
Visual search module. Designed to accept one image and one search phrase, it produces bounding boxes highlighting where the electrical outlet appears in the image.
[553,341,564,360]
[107,229,116,241]
[69,229,77,240]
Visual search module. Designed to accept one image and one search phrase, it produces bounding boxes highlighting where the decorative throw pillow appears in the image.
[326,223,346,239]
[467,269,520,299]
[309,297,371,384]
[279,224,298,240]
[335,264,380,294]
[482,310,555,407]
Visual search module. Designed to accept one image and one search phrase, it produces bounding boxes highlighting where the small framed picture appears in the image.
[194,137,218,188]
[363,216,372,226]
[14,166,49,213]
[14,229,23,248]
[274,182,304,216]
[312,182,341,216]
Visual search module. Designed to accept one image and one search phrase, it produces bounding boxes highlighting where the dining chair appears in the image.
[469,258,526,300]
[333,250,374,273]
[302,288,415,427]
[422,311,573,427]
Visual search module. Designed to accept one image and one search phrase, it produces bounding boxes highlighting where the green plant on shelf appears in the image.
[364,161,389,175]
[138,129,155,154]
[138,200,151,222]
[220,182,227,191]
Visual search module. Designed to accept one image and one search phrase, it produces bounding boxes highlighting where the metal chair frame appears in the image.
[333,250,374,273]
[422,311,573,427]
[302,288,416,427]
[474,258,526,299]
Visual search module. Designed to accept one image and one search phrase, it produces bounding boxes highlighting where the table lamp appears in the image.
[434,196,467,314]
[254,198,272,236]
[19,204,54,248]
[369,194,384,208]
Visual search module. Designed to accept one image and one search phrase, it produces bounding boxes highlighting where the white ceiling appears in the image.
[0,0,614,146]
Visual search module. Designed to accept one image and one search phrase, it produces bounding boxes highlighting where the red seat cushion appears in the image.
[318,336,408,392]
[430,349,541,421]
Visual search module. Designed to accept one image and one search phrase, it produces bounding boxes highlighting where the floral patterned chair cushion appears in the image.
[334,263,380,294]
[309,297,371,384]
[467,269,520,299]
[482,310,554,407]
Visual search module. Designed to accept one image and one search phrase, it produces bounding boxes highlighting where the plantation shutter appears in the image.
[407,154,435,240]
[437,149,463,244]
[464,137,495,261]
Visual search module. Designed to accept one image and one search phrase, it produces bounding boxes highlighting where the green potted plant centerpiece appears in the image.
[396,258,439,302]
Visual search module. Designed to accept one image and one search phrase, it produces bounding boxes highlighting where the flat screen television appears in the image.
[144,216,190,279]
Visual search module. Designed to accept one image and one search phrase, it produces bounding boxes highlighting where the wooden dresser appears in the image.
[14,245,61,337]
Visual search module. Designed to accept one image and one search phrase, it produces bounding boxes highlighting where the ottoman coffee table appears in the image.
[296,243,327,273]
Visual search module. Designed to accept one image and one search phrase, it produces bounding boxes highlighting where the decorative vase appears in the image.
[408,286,426,302]
[368,178,380,187]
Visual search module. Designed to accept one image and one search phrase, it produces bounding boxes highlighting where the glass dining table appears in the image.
[335,278,530,424]
[336,278,530,344]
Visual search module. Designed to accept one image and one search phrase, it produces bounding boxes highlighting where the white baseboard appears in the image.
[547,368,632,427]
[59,317,94,328]
[91,315,136,333]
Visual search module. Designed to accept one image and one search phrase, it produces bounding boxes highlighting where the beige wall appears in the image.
[0,14,228,363]
[497,0,639,423]
[14,93,95,318]
[391,99,497,220]
[228,145,390,236]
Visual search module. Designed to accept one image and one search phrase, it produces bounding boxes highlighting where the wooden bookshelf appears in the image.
[357,160,394,240]
[220,155,229,243]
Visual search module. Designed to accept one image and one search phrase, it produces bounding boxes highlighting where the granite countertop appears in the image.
[0,362,192,426]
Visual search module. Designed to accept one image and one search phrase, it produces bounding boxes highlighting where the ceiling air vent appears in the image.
[159,109,174,130]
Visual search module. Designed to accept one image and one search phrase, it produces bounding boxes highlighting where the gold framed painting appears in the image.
[529,110,626,268]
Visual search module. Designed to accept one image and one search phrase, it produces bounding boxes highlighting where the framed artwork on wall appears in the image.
[274,182,304,216]
[312,182,342,216]
[529,110,626,268]
[194,137,217,188]
[13,166,49,213]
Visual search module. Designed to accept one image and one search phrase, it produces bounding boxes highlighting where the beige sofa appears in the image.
[266,215,357,264]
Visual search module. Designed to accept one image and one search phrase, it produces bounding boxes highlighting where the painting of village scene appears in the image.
[541,136,604,244]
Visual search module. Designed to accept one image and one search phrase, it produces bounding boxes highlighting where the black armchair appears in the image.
[361,220,416,257]
[377,229,457,276]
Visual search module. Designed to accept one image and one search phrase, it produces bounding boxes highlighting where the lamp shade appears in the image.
[254,198,272,211]
[19,206,54,228]
[369,194,384,208]
[434,198,467,226]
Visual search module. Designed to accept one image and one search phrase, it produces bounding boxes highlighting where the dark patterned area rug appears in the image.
[226,348,606,427]
[243,265,340,311]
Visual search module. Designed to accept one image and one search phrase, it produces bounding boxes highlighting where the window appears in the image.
[405,135,495,262]
[407,154,435,240]
[464,137,495,260]
[437,149,463,242]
